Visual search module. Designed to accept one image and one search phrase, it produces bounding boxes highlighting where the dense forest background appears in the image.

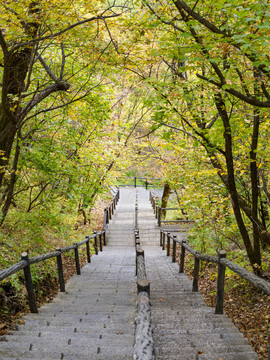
[0,0,269,358]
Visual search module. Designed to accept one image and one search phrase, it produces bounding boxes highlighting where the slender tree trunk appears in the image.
[214,93,261,275]
[0,139,21,224]
[161,183,171,220]
[250,107,261,267]
[0,107,18,190]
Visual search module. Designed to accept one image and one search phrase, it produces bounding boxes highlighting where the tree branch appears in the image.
[196,73,270,107]
[37,53,58,82]
[21,81,70,119]
[145,1,185,33]
[11,12,123,52]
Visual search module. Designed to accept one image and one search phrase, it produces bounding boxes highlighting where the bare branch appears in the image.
[145,2,185,33]
[22,82,103,123]
[60,43,65,80]
[196,73,270,107]
[37,53,58,82]
[11,12,123,52]
[21,81,70,119]
[102,19,120,54]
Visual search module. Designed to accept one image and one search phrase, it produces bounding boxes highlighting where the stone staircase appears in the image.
[0,187,260,360]
[106,188,135,246]
[146,248,259,360]
[137,188,160,247]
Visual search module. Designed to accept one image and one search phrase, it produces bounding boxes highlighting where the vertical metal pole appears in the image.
[158,207,161,226]
[215,250,227,314]
[162,231,166,250]
[21,252,38,313]
[135,177,137,188]
[103,229,106,246]
[192,255,200,292]
[172,235,177,262]
[109,206,112,220]
[86,236,91,263]
[179,240,186,273]
[94,232,98,255]
[74,245,81,275]
[104,209,107,229]
[167,233,171,256]
[56,248,65,292]
[99,233,103,251]
[106,208,109,224]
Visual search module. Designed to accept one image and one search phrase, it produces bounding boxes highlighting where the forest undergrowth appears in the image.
[0,194,110,337]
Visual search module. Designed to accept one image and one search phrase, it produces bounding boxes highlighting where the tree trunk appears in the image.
[214,93,262,275]
[161,183,171,220]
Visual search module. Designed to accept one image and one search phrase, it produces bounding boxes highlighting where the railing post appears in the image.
[172,235,177,263]
[160,230,163,247]
[192,255,200,292]
[158,206,161,226]
[99,232,103,252]
[155,201,158,218]
[215,250,227,314]
[145,180,148,190]
[137,279,150,296]
[179,240,186,273]
[103,228,106,246]
[135,176,137,188]
[106,208,109,224]
[56,248,65,292]
[109,206,112,220]
[135,205,138,231]
[21,252,38,313]
[86,236,91,263]
[111,201,114,215]
[94,231,98,255]
[162,231,166,250]
[104,208,107,229]
[74,244,81,275]
[167,233,171,256]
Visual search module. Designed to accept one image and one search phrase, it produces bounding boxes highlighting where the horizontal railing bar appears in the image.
[0,260,27,281]
[161,229,270,295]
[77,237,89,247]
[0,222,109,282]
[220,258,270,295]
[60,244,77,253]
[161,229,187,232]
[160,207,182,210]
[160,220,194,223]
[29,251,60,265]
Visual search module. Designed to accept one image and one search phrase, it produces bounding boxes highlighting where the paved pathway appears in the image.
[0,187,260,360]
[146,249,258,360]
[136,188,259,360]
[0,189,136,360]
[106,187,136,246]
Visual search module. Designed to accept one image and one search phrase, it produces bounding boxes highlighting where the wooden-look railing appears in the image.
[133,193,155,360]
[149,191,194,227]
[0,189,120,313]
[104,187,120,231]
[160,229,270,315]
[117,176,162,189]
